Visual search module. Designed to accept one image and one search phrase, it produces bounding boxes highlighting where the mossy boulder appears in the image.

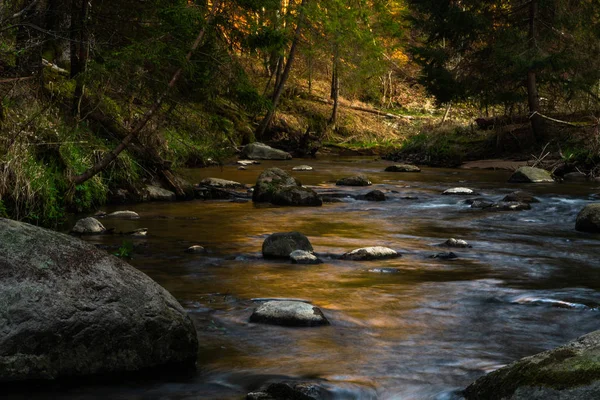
[575,203,600,233]
[241,142,292,160]
[253,168,321,206]
[385,164,421,173]
[508,167,554,183]
[336,175,372,186]
[464,330,600,399]
[0,218,198,382]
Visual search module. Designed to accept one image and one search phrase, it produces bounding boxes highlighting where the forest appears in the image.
[1,0,598,225]
[2,1,600,399]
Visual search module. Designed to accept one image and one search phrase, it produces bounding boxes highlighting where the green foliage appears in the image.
[114,240,134,258]
[0,200,7,218]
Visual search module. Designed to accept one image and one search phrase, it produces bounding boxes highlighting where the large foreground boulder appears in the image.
[0,218,198,382]
[249,301,329,327]
[508,167,554,183]
[241,142,292,160]
[464,330,600,399]
[262,231,313,259]
[575,203,600,233]
[253,168,321,206]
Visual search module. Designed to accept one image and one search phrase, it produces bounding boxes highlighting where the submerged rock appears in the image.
[262,232,314,259]
[502,191,540,204]
[289,250,322,265]
[442,187,476,195]
[441,238,472,248]
[430,252,458,260]
[341,246,400,261]
[241,142,292,160]
[249,301,329,327]
[336,175,372,186]
[508,166,554,183]
[575,203,600,233]
[185,245,206,254]
[362,190,386,202]
[105,210,140,219]
[0,218,198,382]
[247,381,328,400]
[471,201,531,211]
[464,330,600,400]
[253,168,321,206]
[145,185,176,201]
[71,217,106,234]
[385,164,421,173]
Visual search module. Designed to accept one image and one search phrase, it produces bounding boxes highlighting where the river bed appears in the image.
[16,157,600,399]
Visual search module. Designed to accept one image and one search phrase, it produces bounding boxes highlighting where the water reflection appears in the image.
[18,157,600,399]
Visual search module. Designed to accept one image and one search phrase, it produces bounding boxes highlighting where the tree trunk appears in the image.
[256,0,308,140]
[527,0,543,140]
[329,50,339,128]
[71,0,221,186]
[70,0,90,117]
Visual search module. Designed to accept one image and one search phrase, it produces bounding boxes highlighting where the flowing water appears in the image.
[14,157,600,399]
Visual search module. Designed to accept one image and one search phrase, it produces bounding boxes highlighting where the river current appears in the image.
[15,157,600,399]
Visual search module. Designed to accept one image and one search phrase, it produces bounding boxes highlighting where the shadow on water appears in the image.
[25,157,600,399]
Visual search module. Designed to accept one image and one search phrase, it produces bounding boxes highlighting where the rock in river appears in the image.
[501,191,540,204]
[253,168,321,207]
[241,142,292,160]
[263,231,314,259]
[0,218,198,382]
[508,166,554,183]
[105,210,140,219]
[442,187,476,195]
[145,185,177,201]
[341,246,400,261]
[362,190,386,202]
[247,381,328,400]
[292,165,313,171]
[249,300,329,327]
[575,203,600,233]
[385,164,421,173]
[464,329,600,400]
[441,238,472,248]
[71,217,106,234]
[289,250,322,265]
[336,175,372,186]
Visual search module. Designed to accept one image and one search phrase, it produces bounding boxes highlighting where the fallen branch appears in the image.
[530,111,598,127]
[313,98,414,120]
[0,76,35,84]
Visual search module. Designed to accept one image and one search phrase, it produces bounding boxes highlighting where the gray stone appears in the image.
[145,185,176,201]
[289,250,322,265]
[263,232,313,259]
[237,159,260,166]
[442,187,476,195]
[241,142,292,160]
[385,164,421,173]
[464,330,600,400]
[336,175,372,186]
[341,246,400,261]
[441,238,471,248]
[71,217,106,234]
[127,228,148,237]
[430,252,458,260]
[106,210,139,219]
[363,190,386,202]
[575,203,600,233]
[502,191,540,203]
[199,177,246,189]
[292,165,313,171]
[0,218,198,382]
[249,301,329,327]
[508,166,554,183]
[253,168,321,206]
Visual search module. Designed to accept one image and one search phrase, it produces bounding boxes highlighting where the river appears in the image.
[16,157,600,399]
